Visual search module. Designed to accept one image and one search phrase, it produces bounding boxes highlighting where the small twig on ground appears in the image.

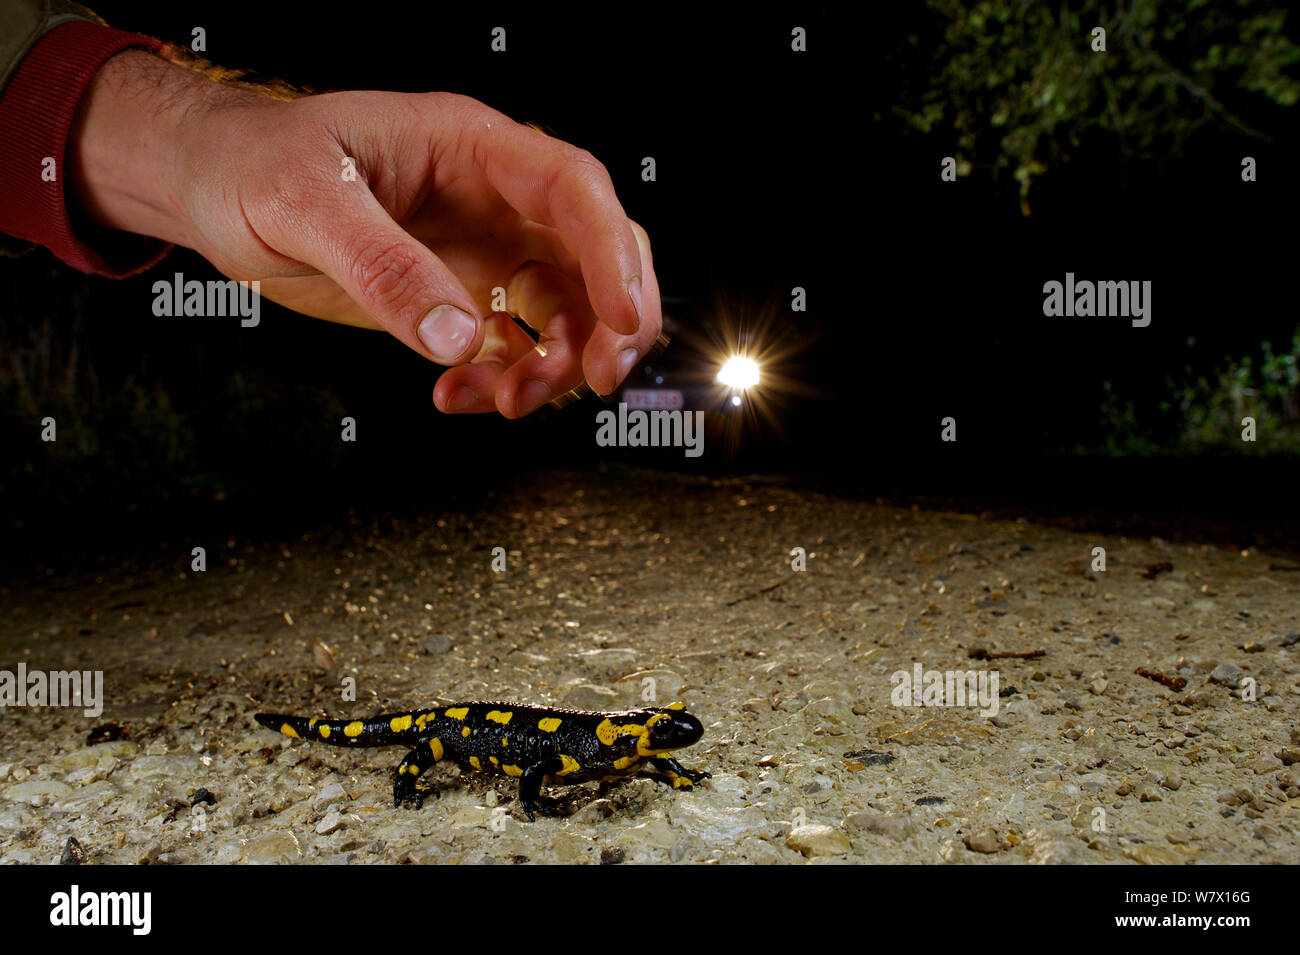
[725,580,785,607]
[968,647,1045,660]
[1135,667,1188,691]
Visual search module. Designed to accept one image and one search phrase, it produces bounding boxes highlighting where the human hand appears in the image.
[72,51,662,415]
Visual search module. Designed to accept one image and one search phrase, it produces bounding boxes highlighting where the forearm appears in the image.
[68,49,254,250]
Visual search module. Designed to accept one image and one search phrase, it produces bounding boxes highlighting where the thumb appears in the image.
[295,191,484,364]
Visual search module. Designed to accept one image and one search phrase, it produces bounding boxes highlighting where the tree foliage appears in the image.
[898,0,1300,208]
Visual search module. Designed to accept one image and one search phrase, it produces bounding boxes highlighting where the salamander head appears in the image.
[639,702,704,754]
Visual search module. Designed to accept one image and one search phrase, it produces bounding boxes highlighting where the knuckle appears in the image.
[348,236,425,316]
[548,148,610,197]
[565,148,609,181]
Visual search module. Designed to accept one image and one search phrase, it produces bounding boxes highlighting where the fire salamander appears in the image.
[254,701,711,820]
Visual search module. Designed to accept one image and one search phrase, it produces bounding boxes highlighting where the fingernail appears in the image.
[446,385,478,412]
[418,305,477,362]
[617,347,640,385]
[517,379,551,416]
[627,277,643,328]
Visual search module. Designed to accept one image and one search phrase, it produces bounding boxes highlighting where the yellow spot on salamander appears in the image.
[538,717,562,733]
[613,755,640,770]
[390,714,412,733]
[672,774,694,789]
[595,718,647,747]
[469,756,481,770]
[308,718,320,728]
[485,710,512,725]
[461,726,471,738]
[501,737,508,747]
[503,764,523,777]
[319,724,331,739]
[445,707,469,720]
[429,738,444,760]
[344,721,365,738]
[279,723,300,739]
[558,755,581,775]
[635,713,672,756]
[666,701,685,711]
[489,756,499,766]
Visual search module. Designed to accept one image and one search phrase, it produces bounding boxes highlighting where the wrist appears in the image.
[69,50,257,250]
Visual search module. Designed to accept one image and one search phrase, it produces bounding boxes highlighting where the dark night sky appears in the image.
[4,3,1297,563]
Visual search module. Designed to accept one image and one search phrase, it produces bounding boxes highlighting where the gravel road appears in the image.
[2,468,1297,864]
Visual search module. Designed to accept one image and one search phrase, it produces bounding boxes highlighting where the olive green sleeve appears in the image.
[0,0,105,89]
[0,1,105,259]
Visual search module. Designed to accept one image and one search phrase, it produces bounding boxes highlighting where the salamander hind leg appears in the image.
[392,740,445,809]
[518,756,566,822]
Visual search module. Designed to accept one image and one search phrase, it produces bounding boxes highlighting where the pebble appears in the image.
[615,818,679,851]
[3,780,71,806]
[313,782,350,811]
[564,683,620,710]
[741,698,771,713]
[1209,664,1243,688]
[1254,823,1281,842]
[1277,747,1300,766]
[315,809,347,834]
[844,812,913,841]
[569,798,616,824]
[576,648,639,676]
[424,633,453,654]
[126,755,195,782]
[800,697,854,727]
[1124,844,1184,865]
[797,680,853,704]
[50,781,120,814]
[49,741,136,772]
[243,830,303,864]
[1024,831,1083,864]
[964,829,1005,853]
[60,837,86,865]
[786,824,851,857]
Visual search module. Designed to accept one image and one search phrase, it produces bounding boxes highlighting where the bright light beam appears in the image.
[716,355,761,389]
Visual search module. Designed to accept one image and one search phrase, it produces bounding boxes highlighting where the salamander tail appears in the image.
[254,712,414,746]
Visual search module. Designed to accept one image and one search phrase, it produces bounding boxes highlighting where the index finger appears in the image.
[453,99,643,337]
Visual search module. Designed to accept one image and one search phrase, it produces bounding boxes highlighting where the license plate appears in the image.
[623,388,684,410]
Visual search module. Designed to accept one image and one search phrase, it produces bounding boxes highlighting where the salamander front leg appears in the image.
[392,739,445,809]
[518,756,566,821]
[646,756,712,790]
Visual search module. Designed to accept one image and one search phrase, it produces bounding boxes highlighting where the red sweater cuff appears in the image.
[0,20,174,277]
